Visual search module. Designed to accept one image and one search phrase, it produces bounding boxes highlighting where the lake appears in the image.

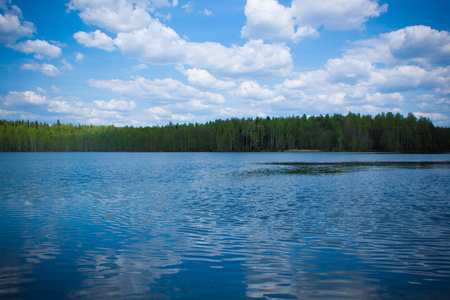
[0,152,449,299]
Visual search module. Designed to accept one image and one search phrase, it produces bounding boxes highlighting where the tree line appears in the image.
[0,112,449,153]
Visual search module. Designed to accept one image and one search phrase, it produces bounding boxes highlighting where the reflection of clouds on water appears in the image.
[23,240,60,264]
[183,171,383,299]
[232,229,377,299]
[0,195,64,297]
[0,265,34,296]
[19,197,66,264]
[1,153,449,299]
[70,235,184,298]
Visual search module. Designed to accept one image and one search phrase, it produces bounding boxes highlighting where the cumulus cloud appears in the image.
[88,76,225,104]
[291,0,387,30]
[93,99,137,111]
[132,63,148,71]
[185,39,293,76]
[146,100,224,124]
[146,106,172,120]
[413,112,448,122]
[0,89,140,126]
[232,80,278,100]
[241,0,311,42]
[181,68,236,91]
[365,92,404,106]
[385,26,450,66]
[9,39,62,59]
[277,70,328,93]
[369,65,449,93]
[48,99,78,113]
[74,30,115,51]
[345,26,450,67]
[46,97,130,124]
[278,63,448,106]
[241,0,386,42]
[75,52,84,62]
[66,0,293,76]
[3,91,47,106]
[272,27,448,121]
[326,58,373,84]
[67,0,152,33]
[114,20,186,64]
[21,62,61,77]
[113,19,293,76]
[0,3,35,44]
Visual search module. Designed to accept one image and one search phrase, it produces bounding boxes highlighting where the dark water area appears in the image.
[0,152,449,299]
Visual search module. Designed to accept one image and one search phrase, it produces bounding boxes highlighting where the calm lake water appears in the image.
[1,152,449,299]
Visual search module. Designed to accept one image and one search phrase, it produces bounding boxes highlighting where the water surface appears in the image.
[1,152,449,299]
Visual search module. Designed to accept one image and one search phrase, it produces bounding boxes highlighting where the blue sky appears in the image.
[1,0,449,126]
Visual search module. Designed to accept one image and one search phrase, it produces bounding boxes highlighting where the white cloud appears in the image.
[182,68,236,90]
[326,58,373,84]
[384,26,450,66]
[74,30,115,51]
[75,52,84,62]
[370,65,449,93]
[232,80,278,100]
[365,92,404,106]
[66,0,293,77]
[0,3,35,44]
[89,108,123,120]
[88,76,225,103]
[272,43,448,118]
[93,99,137,111]
[146,106,171,120]
[67,0,152,33]
[149,0,172,8]
[9,39,62,59]
[277,70,328,92]
[241,0,299,42]
[291,0,387,30]
[114,20,186,64]
[48,99,77,113]
[36,87,47,94]
[241,0,386,42]
[345,104,403,116]
[155,12,171,21]
[21,62,62,77]
[61,59,74,71]
[113,19,293,76]
[202,9,212,16]
[133,63,148,71]
[185,39,293,76]
[182,2,193,13]
[3,91,47,106]
[52,85,62,94]
[345,26,450,67]
[413,112,448,122]
[146,105,203,124]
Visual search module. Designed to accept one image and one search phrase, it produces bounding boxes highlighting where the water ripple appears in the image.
[0,153,449,299]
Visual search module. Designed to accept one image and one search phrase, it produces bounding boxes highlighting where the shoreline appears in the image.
[283,149,323,152]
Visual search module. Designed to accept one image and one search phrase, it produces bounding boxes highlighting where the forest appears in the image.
[0,112,449,153]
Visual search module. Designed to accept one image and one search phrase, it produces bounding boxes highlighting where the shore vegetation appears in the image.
[1,112,449,153]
